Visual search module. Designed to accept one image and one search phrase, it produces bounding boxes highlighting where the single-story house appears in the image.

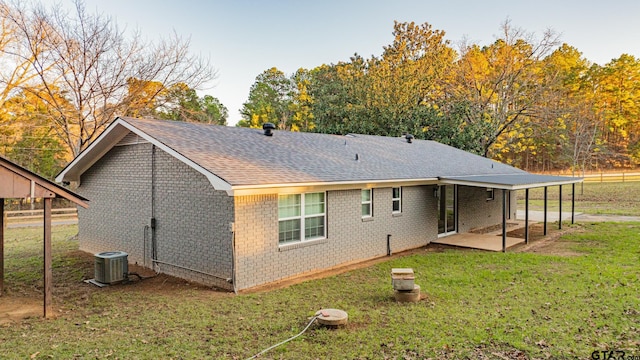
[56,117,581,291]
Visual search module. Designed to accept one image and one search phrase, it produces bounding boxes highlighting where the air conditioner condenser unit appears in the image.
[94,251,128,284]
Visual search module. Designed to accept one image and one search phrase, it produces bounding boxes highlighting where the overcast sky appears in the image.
[52,0,640,125]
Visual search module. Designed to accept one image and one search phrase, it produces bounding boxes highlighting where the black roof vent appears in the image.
[405,134,414,143]
[263,122,276,136]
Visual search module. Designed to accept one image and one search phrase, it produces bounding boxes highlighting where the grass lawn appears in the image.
[517,182,640,216]
[1,222,639,359]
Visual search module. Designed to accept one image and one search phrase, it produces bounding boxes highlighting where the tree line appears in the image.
[239,21,640,173]
[1,1,638,179]
[0,0,225,178]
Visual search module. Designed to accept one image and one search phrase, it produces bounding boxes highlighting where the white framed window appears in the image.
[392,187,402,213]
[486,188,495,201]
[278,192,326,244]
[361,189,372,218]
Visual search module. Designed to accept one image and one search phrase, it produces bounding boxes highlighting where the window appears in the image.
[278,192,325,244]
[486,188,495,201]
[361,189,372,218]
[392,187,402,213]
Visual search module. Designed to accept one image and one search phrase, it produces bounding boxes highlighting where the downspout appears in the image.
[387,234,392,256]
[151,145,157,271]
[231,224,238,294]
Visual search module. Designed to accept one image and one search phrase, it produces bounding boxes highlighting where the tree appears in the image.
[288,68,315,131]
[239,67,293,129]
[3,88,68,178]
[369,21,455,126]
[448,19,560,158]
[310,22,456,138]
[123,79,228,125]
[0,3,43,153]
[595,54,640,166]
[155,83,228,125]
[308,56,370,135]
[0,0,215,157]
[536,44,599,173]
[198,95,228,125]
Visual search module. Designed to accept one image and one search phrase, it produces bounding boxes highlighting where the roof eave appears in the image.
[2,156,89,208]
[55,117,232,193]
[439,177,583,190]
[230,178,440,196]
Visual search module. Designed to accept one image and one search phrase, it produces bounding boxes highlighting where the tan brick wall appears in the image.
[233,186,439,290]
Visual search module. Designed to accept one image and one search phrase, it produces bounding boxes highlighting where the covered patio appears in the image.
[439,174,583,252]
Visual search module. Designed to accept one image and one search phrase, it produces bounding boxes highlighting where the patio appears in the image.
[432,222,526,252]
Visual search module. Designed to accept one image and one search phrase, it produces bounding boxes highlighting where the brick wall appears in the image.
[78,143,234,290]
[78,144,152,261]
[78,144,520,291]
[457,186,517,233]
[233,186,439,290]
[152,150,234,289]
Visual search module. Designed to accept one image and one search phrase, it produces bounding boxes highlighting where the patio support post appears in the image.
[43,197,52,318]
[571,183,575,224]
[502,189,507,253]
[0,198,4,295]
[559,185,563,230]
[525,189,529,244]
[543,187,548,236]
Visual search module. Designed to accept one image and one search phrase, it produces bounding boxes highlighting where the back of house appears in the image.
[56,117,578,291]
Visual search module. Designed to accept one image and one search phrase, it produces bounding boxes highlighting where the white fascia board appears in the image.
[439,178,583,190]
[56,118,232,193]
[229,178,439,196]
[509,179,583,190]
[114,120,232,193]
[55,119,129,183]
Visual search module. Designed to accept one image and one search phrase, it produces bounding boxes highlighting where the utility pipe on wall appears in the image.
[387,234,392,256]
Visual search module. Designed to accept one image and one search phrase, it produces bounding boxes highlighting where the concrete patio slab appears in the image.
[431,233,525,252]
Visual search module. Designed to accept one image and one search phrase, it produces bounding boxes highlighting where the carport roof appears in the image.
[439,174,582,190]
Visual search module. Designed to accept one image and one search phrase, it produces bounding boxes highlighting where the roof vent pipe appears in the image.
[263,122,276,136]
[405,134,414,143]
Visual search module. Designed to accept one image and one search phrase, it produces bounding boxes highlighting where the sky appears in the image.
[52,0,640,125]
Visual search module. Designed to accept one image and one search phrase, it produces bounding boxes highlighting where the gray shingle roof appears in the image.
[120,117,527,186]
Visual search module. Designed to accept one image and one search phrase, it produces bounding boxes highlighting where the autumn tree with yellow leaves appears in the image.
[242,20,639,170]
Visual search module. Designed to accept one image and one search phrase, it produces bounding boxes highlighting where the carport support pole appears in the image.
[571,183,576,224]
[558,185,563,230]
[543,187,548,236]
[524,189,529,244]
[502,189,507,253]
[43,197,52,318]
[0,198,4,295]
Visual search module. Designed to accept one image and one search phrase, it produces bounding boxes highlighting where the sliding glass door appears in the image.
[437,185,457,236]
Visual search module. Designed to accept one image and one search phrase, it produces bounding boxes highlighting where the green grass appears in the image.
[1,223,639,359]
[3,225,81,290]
[517,182,640,216]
